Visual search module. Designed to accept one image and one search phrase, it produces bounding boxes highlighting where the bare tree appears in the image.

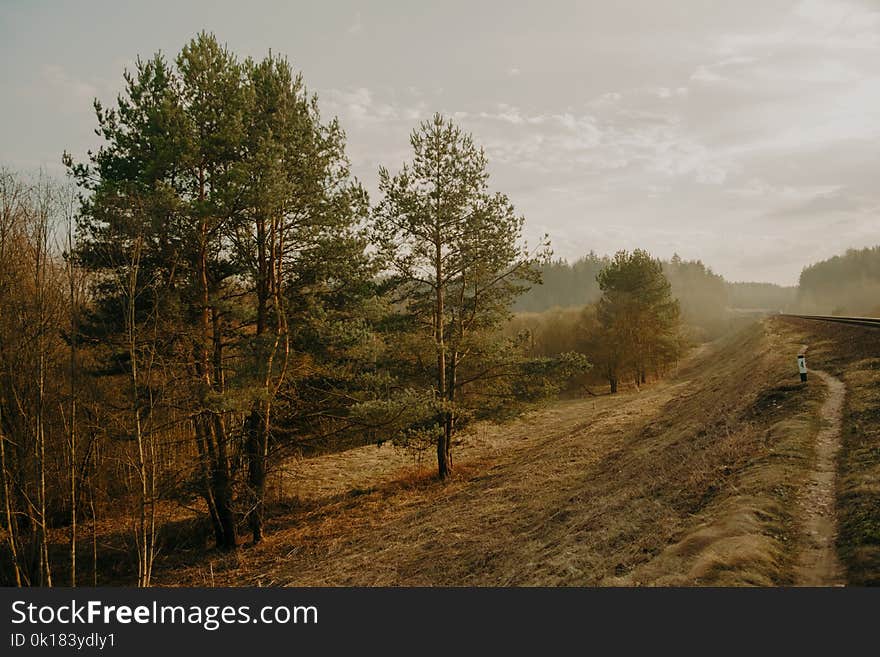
[0,169,25,586]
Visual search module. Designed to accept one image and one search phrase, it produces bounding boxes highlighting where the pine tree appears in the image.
[67,33,370,550]
[374,113,549,478]
[238,52,371,543]
[595,249,680,392]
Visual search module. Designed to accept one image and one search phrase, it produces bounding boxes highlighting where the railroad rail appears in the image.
[781,314,880,329]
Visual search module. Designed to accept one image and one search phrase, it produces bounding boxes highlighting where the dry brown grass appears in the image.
[156,318,836,587]
[777,317,880,585]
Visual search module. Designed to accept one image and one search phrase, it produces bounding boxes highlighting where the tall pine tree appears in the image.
[68,33,370,549]
[374,114,549,478]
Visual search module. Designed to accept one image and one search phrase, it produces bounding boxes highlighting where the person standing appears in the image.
[797,354,807,382]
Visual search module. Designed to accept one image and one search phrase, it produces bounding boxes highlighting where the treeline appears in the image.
[516,253,729,339]
[797,246,880,316]
[726,281,796,312]
[0,34,587,585]
[514,250,821,335]
[512,253,608,311]
[509,249,684,393]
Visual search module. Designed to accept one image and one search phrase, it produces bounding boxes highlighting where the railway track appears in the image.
[782,314,880,329]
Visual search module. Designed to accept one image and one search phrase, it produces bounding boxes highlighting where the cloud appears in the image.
[690,65,724,83]
[591,92,622,106]
[689,56,758,84]
[346,12,363,35]
[343,94,733,188]
[726,180,838,201]
[315,1,880,283]
[771,187,868,218]
[717,0,880,56]
[321,87,427,125]
[654,87,688,99]
[42,64,98,106]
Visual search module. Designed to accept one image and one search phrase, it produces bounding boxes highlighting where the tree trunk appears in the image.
[67,206,78,587]
[35,217,51,587]
[126,237,157,586]
[245,405,268,544]
[434,231,448,479]
[436,433,450,480]
[245,212,288,545]
[445,352,457,470]
[210,415,236,551]
[247,213,270,544]
[89,482,97,586]
[194,417,222,547]
[255,215,267,336]
[194,175,237,552]
[247,209,269,544]
[68,397,76,587]
[0,415,21,586]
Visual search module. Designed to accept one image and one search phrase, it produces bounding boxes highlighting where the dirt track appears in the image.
[795,352,846,586]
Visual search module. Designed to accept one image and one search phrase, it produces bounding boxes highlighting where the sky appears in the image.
[2,0,879,285]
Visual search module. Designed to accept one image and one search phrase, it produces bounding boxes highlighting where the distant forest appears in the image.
[797,246,880,316]
[515,247,880,319]
[514,253,794,334]
[512,253,731,344]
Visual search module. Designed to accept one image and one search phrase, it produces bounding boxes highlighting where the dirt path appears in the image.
[795,347,846,586]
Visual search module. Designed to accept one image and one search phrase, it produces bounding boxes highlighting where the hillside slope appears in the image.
[778,316,880,585]
[163,319,839,586]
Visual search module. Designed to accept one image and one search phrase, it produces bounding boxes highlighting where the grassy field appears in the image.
[149,317,860,586]
[44,316,875,586]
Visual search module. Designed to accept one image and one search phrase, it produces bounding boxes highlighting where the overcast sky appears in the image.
[2,0,879,284]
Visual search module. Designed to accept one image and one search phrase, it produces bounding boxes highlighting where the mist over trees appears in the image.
[726,282,796,311]
[515,252,729,339]
[663,255,727,339]
[512,253,608,312]
[510,251,834,340]
[722,246,880,317]
[797,246,880,316]
[507,250,684,395]
[506,243,880,403]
